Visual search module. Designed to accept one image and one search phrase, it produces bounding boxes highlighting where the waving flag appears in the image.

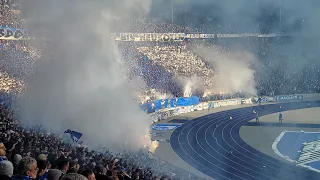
[64,129,82,143]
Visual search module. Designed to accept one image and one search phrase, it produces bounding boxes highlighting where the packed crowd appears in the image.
[2,4,206,179]
[137,45,214,88]
[133,37,320,98]
[0,0,24,28]
[0,71,23,93]
[0,40,38,79]
[0,0,34,94]
[1,1,320,180]
[114,18,202,33]
[0,39,39,94]
[254,39,320,96]
[0,102,202,180]
[0,41,199,180]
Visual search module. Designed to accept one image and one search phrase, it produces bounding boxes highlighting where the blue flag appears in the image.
[64,129,82,143]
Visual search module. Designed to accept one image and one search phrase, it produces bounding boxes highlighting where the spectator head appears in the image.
[48,169,63,180]
[67,161,79,174]
[0,143,6,156]
[57,158,69,173]
[37,160,48,176]
[80,169,95,180]
[16,156,38,179]
[95,164,105,175]
[13,154,22,165]
[38,154,47,161]
[0,160,13,177]
[89,162,96,169]
[60,173,88,180]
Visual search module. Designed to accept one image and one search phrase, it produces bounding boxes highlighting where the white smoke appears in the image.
[14,0,153,151]
[194,44,257,96]
[130,76,173,104]
[175,75,204,97]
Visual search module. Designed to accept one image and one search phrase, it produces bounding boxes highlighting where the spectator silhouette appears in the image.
[12,156,38,180]
[0,160,14,180]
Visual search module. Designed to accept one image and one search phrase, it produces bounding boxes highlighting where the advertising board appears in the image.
[274,95,303,102]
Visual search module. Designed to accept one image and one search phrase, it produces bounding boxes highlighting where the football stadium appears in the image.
[1,0,320,180]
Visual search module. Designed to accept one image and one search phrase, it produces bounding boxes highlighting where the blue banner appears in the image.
[274,95,303,102]
[170,98,176,108]
[154,100,162,110]
[141,96,200,113]
[176,96,200,106]
[151,124,182,131]
[164,99,169,108]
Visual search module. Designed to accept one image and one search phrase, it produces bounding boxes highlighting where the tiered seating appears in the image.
[0,72,24,93]
[137,45,214,87]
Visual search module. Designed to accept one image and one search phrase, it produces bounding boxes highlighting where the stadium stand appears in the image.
[137,45,214,87]
[0,1,204,180]
[0,0,24,29]
[0,101,201,180]
[1,0,320,180]
[114,18,202,33]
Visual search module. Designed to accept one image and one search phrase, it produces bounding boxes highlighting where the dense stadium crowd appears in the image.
[137,45,214,87]
[0,40,38,94]
[0,102,201,180]
[114,18,202,34]
[0,0,24,28]
[1,0,320,180]
[0,3,204,180]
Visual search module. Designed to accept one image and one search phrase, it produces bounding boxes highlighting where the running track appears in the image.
[170,101,320,180]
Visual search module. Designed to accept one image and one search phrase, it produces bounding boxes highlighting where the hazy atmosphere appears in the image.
[1,0,320,179]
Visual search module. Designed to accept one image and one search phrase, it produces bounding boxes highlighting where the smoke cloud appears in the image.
[150,0,320,95]
[194,44,257,96]
[175,75,204,97]
[14,0,153,151]
[11,0,320,154]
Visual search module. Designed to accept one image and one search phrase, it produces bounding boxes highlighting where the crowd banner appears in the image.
[141,96,200,113]
[273,94,303,102]
[241,98,253,104]
[251,96,273,104]
[212,99,243,108]
[147,108,178,122]
[151,124,182,131]
[164,108,179,119]
[149,112,160,123]
[0,30,284,41]
[112,33,284,41]
[261,97,270,102]
[176,96,199,106]
[194,102,208,111]
[176,106,194,114]
[0,27,28,40]
[208,101,214,109]
[146,94,309,123]
[146,94,315,123]
[113,33,186,42]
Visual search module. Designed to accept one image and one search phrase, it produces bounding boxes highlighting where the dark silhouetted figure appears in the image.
[279,112,283,123]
